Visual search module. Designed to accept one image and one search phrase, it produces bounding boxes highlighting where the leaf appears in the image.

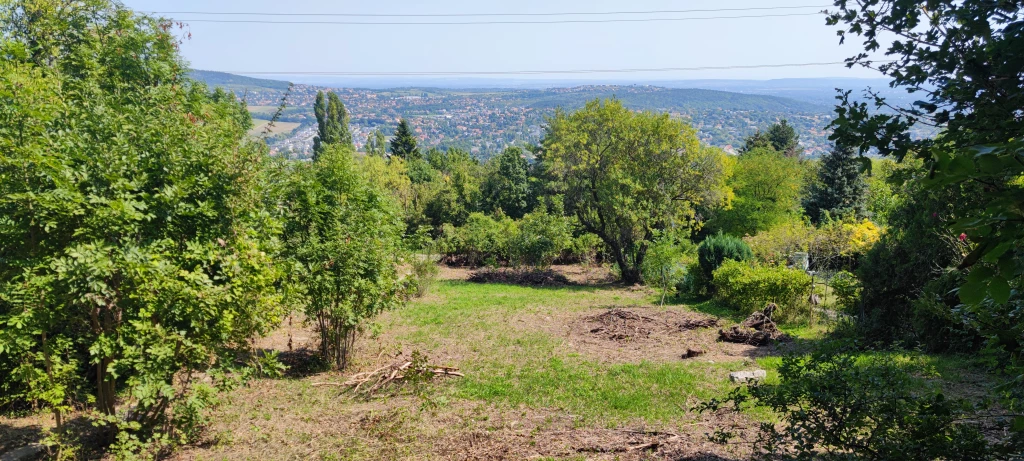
[958,279,988,305]
[989,277,1011,304]
[966,266,994,284]
[1013,416,1024,433]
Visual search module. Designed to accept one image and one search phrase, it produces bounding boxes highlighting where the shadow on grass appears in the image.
[0,422,44,453]
[273,348,331,379]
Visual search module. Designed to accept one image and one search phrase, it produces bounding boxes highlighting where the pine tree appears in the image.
[766,119,802,158]
[804,144,867,223]
[312,91,352,159]
[740,119,802,158]
[389,118,419,160]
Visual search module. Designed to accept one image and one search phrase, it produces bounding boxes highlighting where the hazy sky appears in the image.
[120,0,885,81]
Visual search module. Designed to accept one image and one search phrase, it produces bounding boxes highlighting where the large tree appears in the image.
[312,90,352,158]
[803,144,868,223]
[389,118,419,161]
[712,147,805,235]
[482,146,532,219]
[825,1,1023,309]
[0,0,280,446]
[541,99,729,284]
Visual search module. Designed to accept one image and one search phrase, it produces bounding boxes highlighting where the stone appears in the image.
[729,369,767,383]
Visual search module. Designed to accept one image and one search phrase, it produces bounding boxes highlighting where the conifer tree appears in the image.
[312,91,352,159]
[804,144,867,223]
[389,118,419,160]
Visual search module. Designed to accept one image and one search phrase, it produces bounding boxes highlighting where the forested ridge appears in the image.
[2,0,1024,459]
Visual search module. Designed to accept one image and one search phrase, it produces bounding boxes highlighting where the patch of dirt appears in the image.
[467,268,574,287]
[543,306,773,364]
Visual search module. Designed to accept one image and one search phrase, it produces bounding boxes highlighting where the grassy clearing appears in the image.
[4,270,996,460]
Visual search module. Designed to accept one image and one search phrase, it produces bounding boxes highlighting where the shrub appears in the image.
[699,345,1008,460]
[641,231,695,303]
[910,271,984,353]
[829,270,861,315]
[509,211,573,268]
[744,218,815,266]
[712,260,811,319]
[568,232,604,266]
[697,233,754,292]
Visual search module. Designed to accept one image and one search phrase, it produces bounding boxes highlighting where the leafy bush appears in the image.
[712,260,811,319]
[641,231,695,303]
[743,217,815,266]
[700,345,1011,460]
[910,271,985,354]
[568,232,604,266]
[281,147,406,370]
[697,233,754,292]
[509,210,573,268]
[829,270,862,315]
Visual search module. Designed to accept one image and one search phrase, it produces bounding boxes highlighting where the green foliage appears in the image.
[740,119,802,158]
[710,147,804,236]
[0,0,282,451]
[641,231,694,304]
[865,159,903,226]
[712,260,811,318]
[423,149,483,228]
[481,147,533,219]
[312,91,353,158]
[696,233,754,292]
[830,271,861,315]
[280,146,405,369]
[857,176,978,342]
[700,346,1004,460]
[826,0,1024,313]
[389,118,420,161]
[365,129,388,157]
[509,210,573,269]
[911,271,985,354]
[541,99,729,284]
[804,144,868,223]
[437,210,575,269]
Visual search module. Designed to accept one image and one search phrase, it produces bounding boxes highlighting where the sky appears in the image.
[119,0,887,82]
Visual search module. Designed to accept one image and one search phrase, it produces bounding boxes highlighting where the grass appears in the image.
[4,270,997,459]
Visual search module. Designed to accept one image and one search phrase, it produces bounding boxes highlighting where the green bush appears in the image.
[641,231,695,303]
[509,211,573,268]
[697,233,754,292]
[699,344,1006,460]
[911,271,984,353]
[830,270,862,315]
[712,260,811,318]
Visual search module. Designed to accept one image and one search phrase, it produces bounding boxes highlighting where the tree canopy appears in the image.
[541,99,729,284]
[313,90,353,158]
[390,118,420,161]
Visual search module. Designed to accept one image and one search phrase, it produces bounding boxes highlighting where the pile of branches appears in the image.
[468,268,573,287]
[718,303,787,346]
[314,357,463,396]
[678,317,719,331]
[587,308,659,341]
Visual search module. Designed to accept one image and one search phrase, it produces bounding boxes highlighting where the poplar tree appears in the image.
[313,91,352,159]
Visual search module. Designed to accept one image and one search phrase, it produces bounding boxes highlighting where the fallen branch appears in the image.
[326,358,464,396]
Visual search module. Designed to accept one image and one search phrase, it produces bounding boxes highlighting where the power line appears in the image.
[172,12,823,26]
[149,5,828,18]
[222,61,857,77]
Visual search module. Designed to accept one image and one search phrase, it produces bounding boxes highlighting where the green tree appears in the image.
[389,118,419,161]
[281,146,404,369]
[712,147,804,236]
[803,144,868,223]
[825,0,1023,309]
[312,90,352,159]
[0,0,281,449]
[482,146,532,219]
[423,149,482,227]
[365,128,387,157]
[541,99,729,284]
[740,119,802,157]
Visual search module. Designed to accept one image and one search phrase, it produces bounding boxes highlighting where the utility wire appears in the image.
[149,5,828,18]
[171,12,823,26]
[223,61,860,77]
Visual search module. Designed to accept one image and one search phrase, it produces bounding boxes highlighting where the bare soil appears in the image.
[520,306,780,364]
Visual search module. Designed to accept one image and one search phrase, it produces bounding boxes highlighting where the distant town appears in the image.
[232,81,840,160]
